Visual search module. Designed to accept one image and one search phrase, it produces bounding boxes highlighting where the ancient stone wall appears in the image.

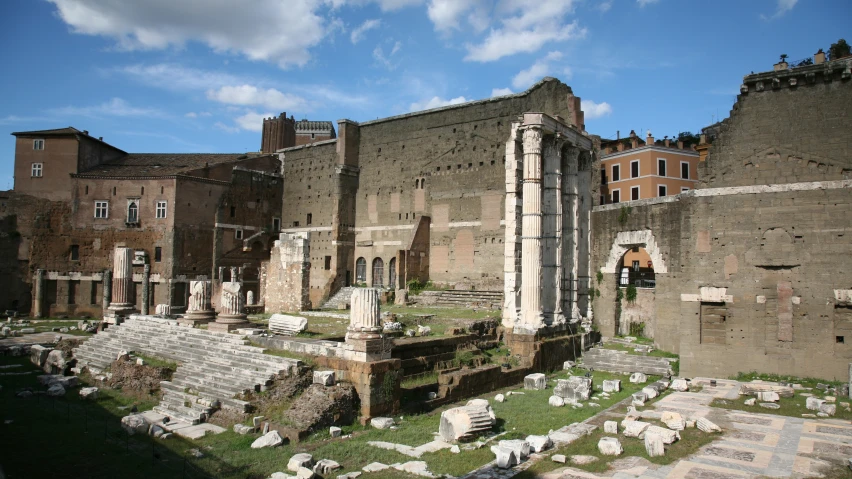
[265,233,311,312]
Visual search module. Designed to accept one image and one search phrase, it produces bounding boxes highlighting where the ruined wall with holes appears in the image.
[591,60,852,380]
[279,78,582,303]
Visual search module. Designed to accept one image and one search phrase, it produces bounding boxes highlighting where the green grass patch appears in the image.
[131,352,178,370]
[248,341,317,367]
[400,371,439,388]
[731,371,845,389]
[711,392,852,420]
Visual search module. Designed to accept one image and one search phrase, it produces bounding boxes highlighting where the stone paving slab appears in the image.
[0,332,64,347]
[173,423,226,439]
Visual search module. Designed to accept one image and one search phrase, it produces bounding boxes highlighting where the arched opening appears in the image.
[617,247,656,288]
[372,258,384,288]
[355,257,366,284]
[388,257,397,289]
[615,246,656,338]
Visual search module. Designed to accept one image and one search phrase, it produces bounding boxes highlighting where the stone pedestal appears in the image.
[180,280,216,325]
[345,288,390,361]
[209,281,250,332]
[104,248,135,324]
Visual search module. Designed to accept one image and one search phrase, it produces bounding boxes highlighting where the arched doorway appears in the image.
[355,257,366,284]
[615,246,656,338]
[372,258,384,288]
[388,257,397,290]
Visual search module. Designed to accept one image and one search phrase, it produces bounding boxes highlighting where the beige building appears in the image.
[599,130,700,204]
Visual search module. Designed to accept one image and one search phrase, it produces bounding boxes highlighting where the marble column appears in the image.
[502,122,523,329]
[209,281,249,332]
[562,147,581,322]
[182,280,215,324]
[106,247,135,322]
[102,269,112,313]
[141,264,150,315]
[345,288,389,361]
[33,269,45,318]
[543,135,565,325]
[520,127,544,330]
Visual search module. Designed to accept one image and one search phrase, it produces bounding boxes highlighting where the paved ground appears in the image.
[470,378,852,479]
[0,332,64,348]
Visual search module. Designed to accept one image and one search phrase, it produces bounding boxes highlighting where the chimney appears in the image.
[631,138,638,149]
[699,134,707,145]
[617,142,625,152]
[815,49,826,64]
[677,140,684,149]
[646,130,654,145]
[664,139,671,147]
[98,137,103,141]
[83,130,89,135]
[616,130,620,140]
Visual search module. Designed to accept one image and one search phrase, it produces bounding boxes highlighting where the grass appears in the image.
[131,352,178,370]
[711,391,852,420]
[248,341,317,367]
[732,371,845,390]
[0,353,654,479]
[6,318,94,337]
[400,371,439,388]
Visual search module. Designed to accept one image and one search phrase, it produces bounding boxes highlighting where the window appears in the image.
[681,161,690,179]
[324,256,331,270]
[658,185,667,197]
[235,229,243,240]
[126,200,139,223]
[611,164,620,182]
[700,302,727,344]
[70,245,79,261]
[632,260,639,271]
[611,189,620,204]
[311,133,315,139]
[600,168,606,185]
[306,213,312,225]
[630,186,640,201]
[230,206,236,218]
[31,163,43,177]
[630,160,640,178]
[94,201,109,218]
[293,221,300,227]
[681,187,690,193]
[389,257,397,288]
[154,247,162,262]
[658,158,666,177]
[155,201,167,219]
[355,257,367,282]
[33,139,44,150]
[273,217,281,231]
[372,258,384,287]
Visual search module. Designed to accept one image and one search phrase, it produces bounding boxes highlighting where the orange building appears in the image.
[599,130,700,205]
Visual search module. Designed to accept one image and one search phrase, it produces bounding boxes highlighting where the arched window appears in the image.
[372,258,384,288]
[415,179,420,189]
[127,201,138,223]
[355,257,367,283]
[388,257,397,289]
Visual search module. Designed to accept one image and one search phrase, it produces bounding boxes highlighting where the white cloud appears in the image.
[581,99,612,119]
[214,121,240,134]
[185,112,198,118]
[363,0,423,11]
[637,0,659,6]
[350,19,380,44]
[373,41,402,70]
[206,85,310,111]
[463,1,586,62]
[761,0,797,20]
[427,0,487,32]
[409,96,467,112]
[47,0,336,68]
[390,41,402,56]
[597,1,613,12]
[51,98,165,118]
[234,111,274,132]
[511,51,563,90]
[491,87,513,97]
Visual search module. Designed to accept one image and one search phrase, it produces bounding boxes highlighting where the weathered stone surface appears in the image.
[554,376,592,401]
[330,426,342,438]
[552,454,566,463]
[495,393,505,403]
[760,402,781,409]
[370,417,395,429]
[548,396,565,407]
[288,453,314,472]
[739,383,795,398]
[439,403,494,442]
[622,420,651,438]
[525,435,552,453]
[807,397,826,411]
[393,461,433,477]
[696,417,721,433]
[570,455,598,465]
[252,431,284,449]
[646,425,679,444]
[641,386,659,399]
[563,361,575,370]
[757,391,780,402]
[524,373,547,390]
[744,398,756,406]
[38,375,78,388]
[121,414,150,435]
[597,437,623,456]
[661,412,685,431]
[362,463,389,473]
[79,387,99,400]
[233,424,253,435]
[29,345,50,368]
[604,421,618,434]
[285,384,357,433]
[313,371,335,386]
[44,349,69,374]
[492,446,518,469]
[670,378,689,392]
[498,439,531,460]
[295,466,317,479]
[269,314,308,336]
[644,432,665,457]
[417,325,432,336]
[47,383,65,396]
[629,372,647,384]
[337,472,362,479]
[602,379,621,392]
[819,403,837,416]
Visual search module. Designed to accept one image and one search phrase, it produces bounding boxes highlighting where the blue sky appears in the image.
[1,0,849,189]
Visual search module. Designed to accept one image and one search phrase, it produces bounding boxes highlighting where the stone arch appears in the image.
[602,230,668,274]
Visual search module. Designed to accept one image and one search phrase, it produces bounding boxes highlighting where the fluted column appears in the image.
[502,122,523,329]
[345,288,389,361]
[520,127,544,330]
[216,282,246,322]
[543,135,565,325]
[140,264,150,315]
[33,269,45,318]
[182,280,215,324]
[102,269,111,313]
[110,248,134,308]
[562,147,581,322]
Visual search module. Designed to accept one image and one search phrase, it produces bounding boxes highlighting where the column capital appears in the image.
[522,126,543,154]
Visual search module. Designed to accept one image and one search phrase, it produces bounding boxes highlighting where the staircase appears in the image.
[580,347,675,376]
[416,290,503,308]
[321,286,356,309]
[73,315,302,425]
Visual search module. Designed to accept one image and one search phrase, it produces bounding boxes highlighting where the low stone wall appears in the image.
[618,288,656,338]
[312,355,401,422]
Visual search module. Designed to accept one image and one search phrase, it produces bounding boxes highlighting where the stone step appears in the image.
[160,393,215,415]
[178,363,274,388]
[152,405,203,425]
[171,372,254,396]
[160,381,250,412]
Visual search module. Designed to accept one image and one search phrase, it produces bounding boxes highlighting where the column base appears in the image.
[344,334,391,362]
[104,304,135,324]
[208,320,252,333]
[179,310,216,326]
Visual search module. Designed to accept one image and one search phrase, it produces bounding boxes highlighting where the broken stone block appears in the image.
[739,383,795,398]
[552,454,566,463]
[807,397,826,411]
[439,403,494,442]
[629,372,647,384]
[337,473,362,479]
[313,371,335,386]
[47,384,65,396]
[548,396,565,407]
[492,446,518,469]
[362,463,389,473]
[330,426,342,438]
[644,432,665,457]
[498,439,530,459]
[21,327,36,334]
[570,455,598,465]
[756,391,780,402]
[79,387,99,400]
[604,421,618,434]
[525,435,552,453]
[233,424,253,435]
[268,314,308,336]
[554,376,592,401]
[29,345,50,368]
[312,459,340,475]
[661,412,685,431]
[641,386,659,400]
[646,425,679,444]
[670,378,689,392]
[251,431,284,449]
[622,420,651,438]
[523,373,547,390]
[121,414,150,435]
[597,437,623,456]
[563,361,575,370]
[450,445,460,453]
[370,417,395,429]
[696,417,721,433]
[760,403,781,409]
[44,349,69,374]
[495,393,505,403]
[295,466,317,479]
[744,398,756,406]
[825,396,836,403]
[602,379,621,393]
[819,403,837,416]
[417,325,432,336]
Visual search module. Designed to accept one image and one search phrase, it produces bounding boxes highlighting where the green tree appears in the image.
[829,39,851,61]
[779,53,788,62]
